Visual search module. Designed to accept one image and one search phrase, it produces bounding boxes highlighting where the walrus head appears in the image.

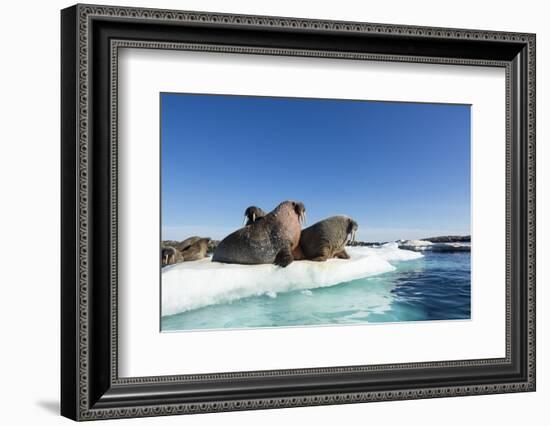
[290,201,306,225]
[273,200,307,225]
[243,206,267,225]
[347,218,359,243]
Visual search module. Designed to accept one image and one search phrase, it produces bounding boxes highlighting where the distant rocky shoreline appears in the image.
[348,236,471,252]
[347,235,470,246]
[162,235,471,265]
[422,235,471,243]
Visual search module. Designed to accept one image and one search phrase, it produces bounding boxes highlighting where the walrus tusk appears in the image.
[303,211,307,225]
[252,213,256,222]
[242,215,247,226]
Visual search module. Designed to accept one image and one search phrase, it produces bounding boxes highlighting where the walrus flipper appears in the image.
[291,245,305,261]
[310,244,332,262]
[274,245,294,267]
[334,249,350,259]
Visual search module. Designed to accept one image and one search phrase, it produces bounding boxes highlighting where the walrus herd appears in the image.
[162,200,359,268]
[161,237,212,266]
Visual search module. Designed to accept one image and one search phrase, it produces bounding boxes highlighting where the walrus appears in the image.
[176,236,202,252]
[161,246,177,266]
[298,215,358,261]
[213,200,306,267]
[243,205,304,259]
[181,237,211,261]
[243,206,266,226]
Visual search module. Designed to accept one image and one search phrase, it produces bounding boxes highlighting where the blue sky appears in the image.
[161,93,470,242]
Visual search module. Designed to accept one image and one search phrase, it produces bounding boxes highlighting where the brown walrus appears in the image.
[243,206,267,226]
[181,237,211,261]
[213,200,306,267]
[243,205,303,260]
[161,246,178,266]
[176,236,202,251]
[298,215,358,261]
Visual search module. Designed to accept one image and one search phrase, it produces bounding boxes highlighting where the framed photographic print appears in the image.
[61,3,536,421]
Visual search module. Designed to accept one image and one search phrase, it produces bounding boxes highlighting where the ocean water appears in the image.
[161,250,471,331]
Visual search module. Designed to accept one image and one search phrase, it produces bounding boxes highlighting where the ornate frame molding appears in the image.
[61,4,536,421]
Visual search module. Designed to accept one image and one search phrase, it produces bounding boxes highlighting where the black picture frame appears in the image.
[61,3,536,421]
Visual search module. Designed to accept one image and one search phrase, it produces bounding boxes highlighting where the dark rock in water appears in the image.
[347,241,384,247]
[422,235,471,243]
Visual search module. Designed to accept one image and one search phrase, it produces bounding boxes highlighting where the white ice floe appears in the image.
[398,240,470,252]
[398,240,434,251]
[162,243,423,316]
[347,242,425,261]
[431,242,471,252]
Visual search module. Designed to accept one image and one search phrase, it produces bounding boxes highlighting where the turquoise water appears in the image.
[161,251,470,331]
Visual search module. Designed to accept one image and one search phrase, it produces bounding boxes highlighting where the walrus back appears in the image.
[212,226,276,264]
[300,216,349,259]
[181,238,209,261]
